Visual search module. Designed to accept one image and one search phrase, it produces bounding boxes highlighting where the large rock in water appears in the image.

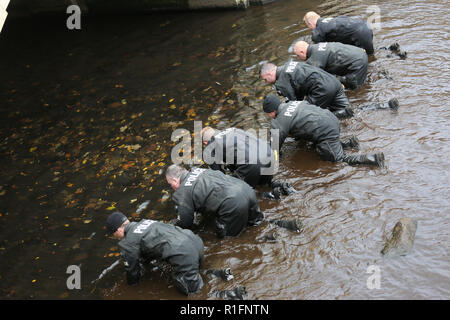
[381,217,417,256]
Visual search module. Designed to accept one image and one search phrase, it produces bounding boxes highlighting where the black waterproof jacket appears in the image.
[204,128,275,185]
[311,16,374,54]
[306,42,367,78]
[172,168,262,237]
[118,220,204,294]
[270,100,340,149]
[275,61,342,105]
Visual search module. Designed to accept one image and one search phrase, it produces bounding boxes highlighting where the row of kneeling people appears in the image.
[104,11,402,298]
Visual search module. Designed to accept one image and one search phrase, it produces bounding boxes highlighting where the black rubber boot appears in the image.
[341,135,360,150]
[357,98,399,111]
[388,98,400,110]
[206,268,234,281]
[260,187,282,200]
[270,218,303,233]
[333,106,354,119]
[389,42,400,51]
[343,152,385,167]
[271,181,296,195]
[214,286,247,300]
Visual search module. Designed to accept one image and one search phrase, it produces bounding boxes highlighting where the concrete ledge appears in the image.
[8,0,276,14]
[188,0,249,10]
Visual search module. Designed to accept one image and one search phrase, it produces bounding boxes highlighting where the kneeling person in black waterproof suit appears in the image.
[260,61,354,119]
[304,11,374,55]
[165,165,264,238]
[262,95,385,166]
[294,41,368,90]
[201,126,295,198]
[106,211,204,296]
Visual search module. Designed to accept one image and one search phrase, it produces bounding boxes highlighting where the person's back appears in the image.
[271,100,339,148]
[118,219,204,295]
[307,42,367,76]
[306,42,368,89]
[207,128,272,169]
[205,127,274,187]
[172,168,263,237]
[275,60,342,103]
[312,16,374,54]
[119,220,197,261]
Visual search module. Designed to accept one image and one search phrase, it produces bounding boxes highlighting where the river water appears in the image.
[0,0,449,299]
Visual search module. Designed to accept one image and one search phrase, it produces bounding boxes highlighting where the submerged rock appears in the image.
[381,217,417,256]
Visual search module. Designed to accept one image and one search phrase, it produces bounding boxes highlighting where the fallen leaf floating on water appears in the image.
[136,200,150,213]
[121,162,135,170]
[108,102,122,108]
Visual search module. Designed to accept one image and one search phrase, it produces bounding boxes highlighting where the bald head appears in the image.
[260,62,277,83]
[293,41,309,60]
[303,11,320,30]
[165,164,187,190]
[201,126,216,145]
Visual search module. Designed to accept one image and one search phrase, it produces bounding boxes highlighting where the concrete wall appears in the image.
[8,0,276,14]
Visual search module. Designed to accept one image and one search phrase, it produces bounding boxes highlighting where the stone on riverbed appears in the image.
[381,217,417,256]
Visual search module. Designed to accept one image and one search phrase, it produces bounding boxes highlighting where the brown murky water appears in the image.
[0,0,449,299]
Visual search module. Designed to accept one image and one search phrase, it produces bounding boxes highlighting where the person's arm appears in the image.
[174,204,195,230]
[311,28,325,43]
[276,82,297,102]
[120,246,142,285]
[271,120,288,151]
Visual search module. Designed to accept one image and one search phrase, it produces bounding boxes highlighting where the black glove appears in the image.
[270,218,303,233]
[344,106,354,117]
[214,286,247,300]
[260,187,282,200]
[280,182,296,195]
[206,268,234,281]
